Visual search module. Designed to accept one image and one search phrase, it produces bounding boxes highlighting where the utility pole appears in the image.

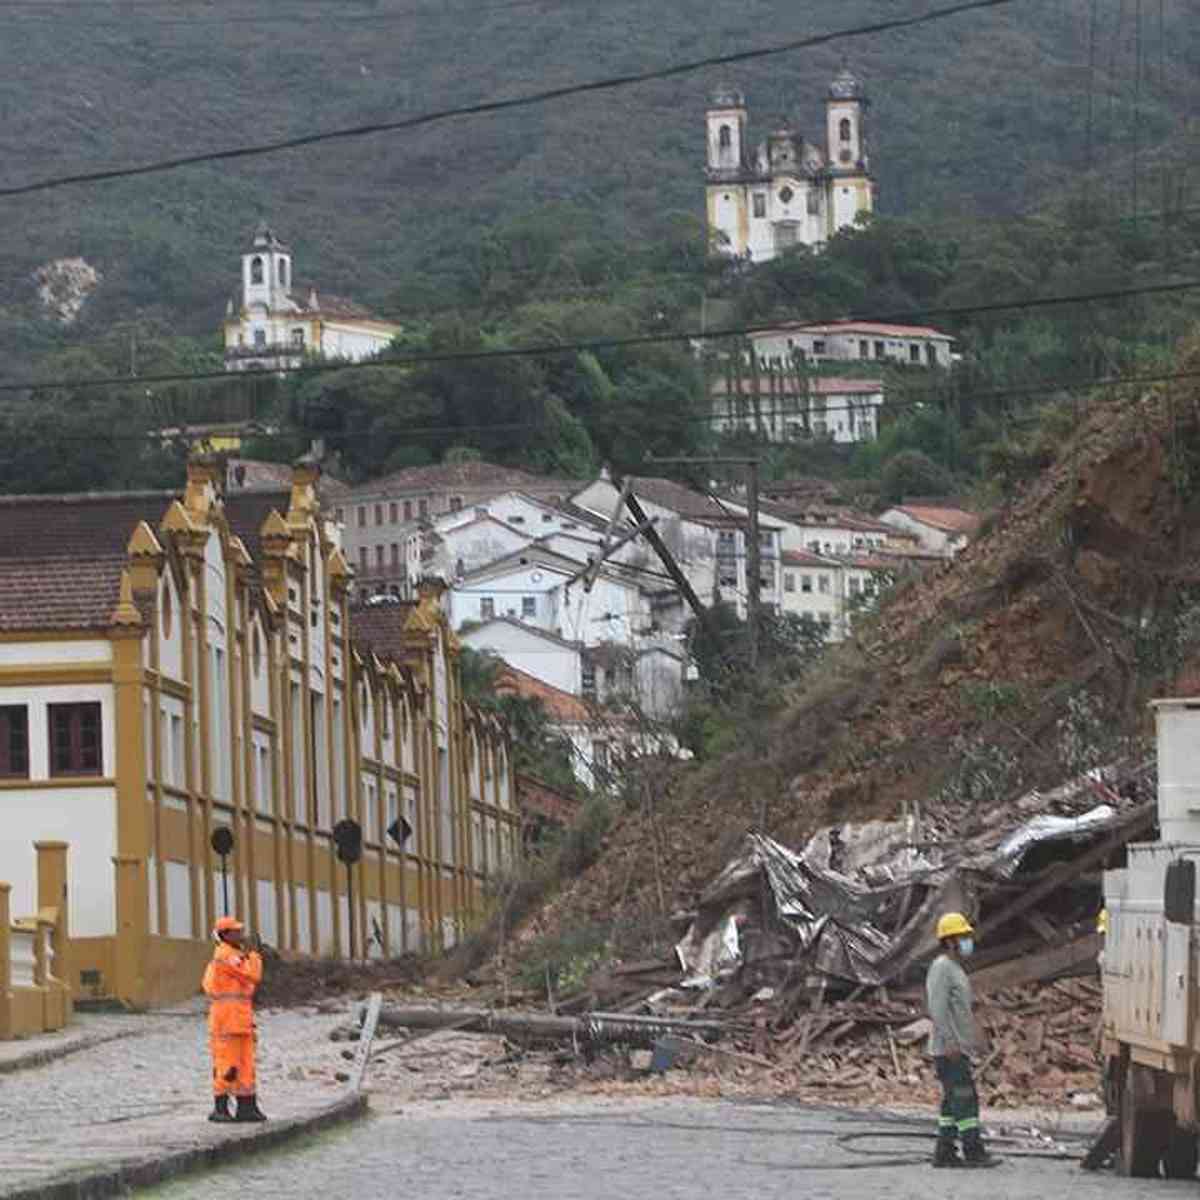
[646,455,763,671]
[745,458,761,672]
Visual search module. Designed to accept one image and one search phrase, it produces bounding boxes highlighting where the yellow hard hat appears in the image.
[1097,908,1109,935]
[936,912,974,940]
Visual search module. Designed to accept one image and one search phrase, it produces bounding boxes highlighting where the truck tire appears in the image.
[1163,1126,1198,1179]
[1119,1075,1169,1177]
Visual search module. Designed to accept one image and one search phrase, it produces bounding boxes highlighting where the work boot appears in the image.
[961,1134,1001,1168]
[208,1095,234,1124]
[932,1138,963,1168]
[235,1094,268,1123]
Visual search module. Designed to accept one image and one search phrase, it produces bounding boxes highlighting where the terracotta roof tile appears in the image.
[781,548,836,568]
[759,320,954,341]
[347,600,419,662]
[495,663,593,724]
[0,555,126,632]
[892,504,982,535]
[353,460,582,499]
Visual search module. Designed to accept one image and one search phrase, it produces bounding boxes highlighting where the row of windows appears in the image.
[479,596,536,620]
[352,497,443,529]
[0,703,102,778]
[359,544,407,572]
[783,571,876,596]
[774,337,940,364]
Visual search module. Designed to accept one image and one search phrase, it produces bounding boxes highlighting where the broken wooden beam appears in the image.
[969,933,1100,994]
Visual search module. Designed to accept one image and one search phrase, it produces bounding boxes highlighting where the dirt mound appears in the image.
[512,340,1200,972]
[255,953,427,1009]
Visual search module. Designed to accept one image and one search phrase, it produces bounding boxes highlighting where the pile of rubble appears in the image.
[526,759,1151,1107]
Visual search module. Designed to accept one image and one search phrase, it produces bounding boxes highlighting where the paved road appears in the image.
[139,1097,1172,1200]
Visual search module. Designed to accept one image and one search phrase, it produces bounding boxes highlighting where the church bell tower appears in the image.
[241,222,293,312]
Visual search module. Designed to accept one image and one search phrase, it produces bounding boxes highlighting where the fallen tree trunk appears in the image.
[372,1005,726,1047]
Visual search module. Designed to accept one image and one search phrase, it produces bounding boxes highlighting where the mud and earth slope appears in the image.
[522,344,1200,957]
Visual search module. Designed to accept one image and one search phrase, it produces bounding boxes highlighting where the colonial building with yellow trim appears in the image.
[0,460,517,1008]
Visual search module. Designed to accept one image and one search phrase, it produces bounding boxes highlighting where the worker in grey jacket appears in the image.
[926,912,999,1168]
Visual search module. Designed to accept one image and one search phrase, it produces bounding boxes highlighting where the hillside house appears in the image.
[711,374,885,444]
[880,504,981,557]
[342,463,581,599]
[750,320,956,369]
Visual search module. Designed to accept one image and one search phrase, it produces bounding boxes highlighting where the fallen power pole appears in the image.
[370,1004,727,1048]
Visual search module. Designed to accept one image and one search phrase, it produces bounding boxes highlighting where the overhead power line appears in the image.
[4,0,553,27]
[12,362,1200,447]
[1,274,1196,396]
[0,0,1027,198]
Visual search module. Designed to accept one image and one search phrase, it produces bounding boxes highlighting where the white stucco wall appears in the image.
[0,789,117,938]
[460,623,581,696]
[0,640,111,667]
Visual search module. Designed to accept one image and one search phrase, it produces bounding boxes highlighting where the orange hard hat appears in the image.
[214,916,244,935]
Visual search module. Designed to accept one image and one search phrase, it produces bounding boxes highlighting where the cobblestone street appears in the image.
[139,1097,1174,1200]
[0,1003,357,1197]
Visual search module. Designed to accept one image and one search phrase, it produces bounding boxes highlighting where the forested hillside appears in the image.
[3,0,1199,497]
[0,0,1192,349]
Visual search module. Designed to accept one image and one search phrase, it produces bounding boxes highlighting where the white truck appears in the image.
[1102,698,1200,1177]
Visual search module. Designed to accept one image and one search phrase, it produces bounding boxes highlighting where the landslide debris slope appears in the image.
[518,341,1200,963]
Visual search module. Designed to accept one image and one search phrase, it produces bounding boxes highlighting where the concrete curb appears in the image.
[0,1030,142,1077]
[2,1092,369,1200]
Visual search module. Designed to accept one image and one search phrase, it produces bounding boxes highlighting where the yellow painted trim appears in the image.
[0,776,116,791]
[0,630,109,644]
[0,664,111,685]
[156,675,192,701]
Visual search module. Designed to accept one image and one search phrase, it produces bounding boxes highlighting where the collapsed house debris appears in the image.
[488,760,1153,1105]
[330,760,1154,1109]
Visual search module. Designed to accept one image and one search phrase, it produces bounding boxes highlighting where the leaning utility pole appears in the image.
[745,458,761,672]
[645,456,763,671]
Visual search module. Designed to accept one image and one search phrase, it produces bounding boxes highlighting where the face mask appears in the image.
[959,937,975,958]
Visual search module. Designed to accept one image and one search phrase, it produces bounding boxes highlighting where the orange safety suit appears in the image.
[202,940,263,1098]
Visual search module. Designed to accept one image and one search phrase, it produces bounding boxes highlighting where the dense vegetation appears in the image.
[3,0,1199,498]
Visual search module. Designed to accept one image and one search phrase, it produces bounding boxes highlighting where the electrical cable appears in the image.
[3,0,552,24]
[4,275,1200,397]
[0,0,1029,198]
[8,357,1183,447]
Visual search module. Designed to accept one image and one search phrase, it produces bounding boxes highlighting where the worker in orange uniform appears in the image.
[202,915,267,1123]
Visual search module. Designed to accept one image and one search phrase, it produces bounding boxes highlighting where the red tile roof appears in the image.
[781,549,835,568]
[626,476,778,529]
[0,490,176,632]
[225,458,350,497]
[758,320,954,341]
[347,601,420,662]
[494,663,593,724]
[890,505,982,535]
[353,460,581,499]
